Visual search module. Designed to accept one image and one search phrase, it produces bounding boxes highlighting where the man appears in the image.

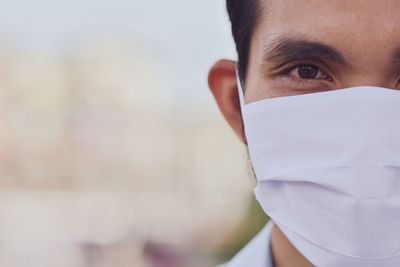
[208,0,400,266]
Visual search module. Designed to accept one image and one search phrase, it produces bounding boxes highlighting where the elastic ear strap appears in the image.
[235,62,245,110]
[236,62,249,145]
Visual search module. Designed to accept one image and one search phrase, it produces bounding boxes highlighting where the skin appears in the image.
[208,0,400,266]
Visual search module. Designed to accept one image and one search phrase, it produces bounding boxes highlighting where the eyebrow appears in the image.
[262,35,348,66]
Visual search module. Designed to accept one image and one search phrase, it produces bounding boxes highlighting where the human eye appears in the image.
[264,61,336,94]
[286,64,332,82]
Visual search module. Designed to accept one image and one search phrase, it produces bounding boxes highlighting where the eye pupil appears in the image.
[298,65,319,79]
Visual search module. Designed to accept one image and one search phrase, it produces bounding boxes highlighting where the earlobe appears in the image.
[208,59,247,144]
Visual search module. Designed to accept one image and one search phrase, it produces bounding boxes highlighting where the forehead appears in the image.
[254,0,400,57]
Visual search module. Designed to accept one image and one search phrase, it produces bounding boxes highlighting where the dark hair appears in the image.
[226,0,261,84]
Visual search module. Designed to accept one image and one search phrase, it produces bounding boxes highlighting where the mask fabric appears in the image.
[238,77,400,266]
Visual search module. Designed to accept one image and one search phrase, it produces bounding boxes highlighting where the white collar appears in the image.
[218,220,274,267]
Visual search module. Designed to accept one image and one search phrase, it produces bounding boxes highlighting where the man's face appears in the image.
[245,0,400,104]
[208,0,400,142]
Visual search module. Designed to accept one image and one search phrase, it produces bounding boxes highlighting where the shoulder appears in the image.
[217,220,274,267]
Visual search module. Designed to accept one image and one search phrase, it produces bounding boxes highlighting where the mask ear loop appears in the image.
[235,62,245,111]
[236,63,257,182]
[236,62,248,140]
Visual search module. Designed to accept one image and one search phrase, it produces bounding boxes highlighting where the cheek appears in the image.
[245,72,339,103]
[243,69,273,104]
[244,76,296,104]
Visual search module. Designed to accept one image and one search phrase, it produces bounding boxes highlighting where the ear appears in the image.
[208,59,247,144]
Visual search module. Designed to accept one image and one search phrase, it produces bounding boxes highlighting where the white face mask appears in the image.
[238,76,400,266]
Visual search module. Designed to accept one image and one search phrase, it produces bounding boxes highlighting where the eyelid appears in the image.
[271,57,333,74]
[282,62,321,74]
[275,64,333,92]
[262,59,338,94]
[264,58,338,90]
[284,62,332,79]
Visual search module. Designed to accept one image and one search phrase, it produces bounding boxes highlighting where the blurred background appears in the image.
[0,0,268,266]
